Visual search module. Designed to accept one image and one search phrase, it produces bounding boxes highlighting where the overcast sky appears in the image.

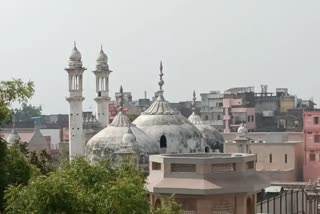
[1,0,320,114]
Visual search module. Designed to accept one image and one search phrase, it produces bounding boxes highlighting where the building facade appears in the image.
[223,87,256,133]
[303,111,320,181]
[147,153,269,214]
[199,91,224,132]
[224,131,304,182]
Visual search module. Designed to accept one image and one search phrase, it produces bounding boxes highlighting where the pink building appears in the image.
[223,87,256,133]
[303,111,320,181]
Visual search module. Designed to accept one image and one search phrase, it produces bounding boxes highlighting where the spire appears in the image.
[118,85,124,112]
[74,41,77,49]
[100,44,103,51]
[158,61,164,94]
[192,90,196,113]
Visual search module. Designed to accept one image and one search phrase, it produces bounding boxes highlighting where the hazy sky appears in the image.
[1,0,320,114]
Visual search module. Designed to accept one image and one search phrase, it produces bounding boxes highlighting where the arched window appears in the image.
[269,154,272,163]
[285,154,287,163]
[160,135,167,148]
[205,146,210,153]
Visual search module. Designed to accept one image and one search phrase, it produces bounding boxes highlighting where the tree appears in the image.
[0,139,36,211]
[151,196,181,214]
[0,79,34,123]
[14,103,42,122]
[4,158,150,214]
[0,79,35,211]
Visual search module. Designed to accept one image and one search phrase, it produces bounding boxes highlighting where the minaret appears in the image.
[65,42,86,158]
[93,45,111,128]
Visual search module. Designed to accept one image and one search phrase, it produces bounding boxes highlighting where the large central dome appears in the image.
[133,62,203,154]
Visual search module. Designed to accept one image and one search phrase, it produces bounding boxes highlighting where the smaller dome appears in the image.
[122,126,136,144]
[96,47,109,69]
[237,123,248,134]
[7,128,21,145]
[69,46,81,62]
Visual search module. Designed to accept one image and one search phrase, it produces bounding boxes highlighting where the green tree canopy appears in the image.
[14,103,42,122]
[0,139,37,211]
[4,158,150,214]
[0,79,34,123]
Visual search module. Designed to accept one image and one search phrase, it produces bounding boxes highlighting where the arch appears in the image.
[246,197,254,214]
[160,135,167,148]
[154,199,161,209]
[205,146,210,153]
[285,154,288,163]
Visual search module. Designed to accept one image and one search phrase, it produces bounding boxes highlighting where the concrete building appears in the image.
[199,91,224,132]
[303,111,320,181]
[255,85,310,132]
[147,153,269,214]
[224,127,304,182]
[223,87,256,133]
[1,125,51,153]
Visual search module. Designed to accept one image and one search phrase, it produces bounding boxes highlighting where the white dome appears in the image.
[133,95,203,153]
[96,49,109,69]
[69,46,81,62]
[237,124,248,134]
[122,126,136,144]
[86,111,159,162]
[188,112,224,152]
[7,128,21,145]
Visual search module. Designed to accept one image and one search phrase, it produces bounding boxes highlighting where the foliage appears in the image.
[4,158,150,214]
[14,103,42,122]
[151,196,181,214]
[0,79,34,123]
[0,139,36,211]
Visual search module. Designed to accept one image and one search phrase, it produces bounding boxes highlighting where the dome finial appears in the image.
[74,41,77,49]
[192,90,196,113]
[118,85,124,112]
[100,44,103,52]
[158,61,164,94]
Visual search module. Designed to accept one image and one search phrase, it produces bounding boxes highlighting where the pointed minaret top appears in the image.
[118,85,124,112]
[100,44,103,52]
[158,61,164,93]
[192,90,196,113]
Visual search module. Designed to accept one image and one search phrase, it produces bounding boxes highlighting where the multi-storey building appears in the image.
[223,87,256,133]
[303,111,320,181]
[255,85,312,132]
[199,91,224,132]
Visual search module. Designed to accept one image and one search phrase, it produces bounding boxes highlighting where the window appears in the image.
[314,117,319,125]
[171,164,196,172]
[248,116,250,122]
[246,161,254,169]
[285,154,288,163]
[205,146,210,153]
[205,115,209,121]
[251,115,254,122]
[217,115,221,120]
[160,135,167,148]
[314,135,320,143]
[310,153,316,161]
[152,162,161,170]
[269,154,272,163]
[211,163,235,172]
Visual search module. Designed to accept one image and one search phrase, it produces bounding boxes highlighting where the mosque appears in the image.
[65,44,224,161]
